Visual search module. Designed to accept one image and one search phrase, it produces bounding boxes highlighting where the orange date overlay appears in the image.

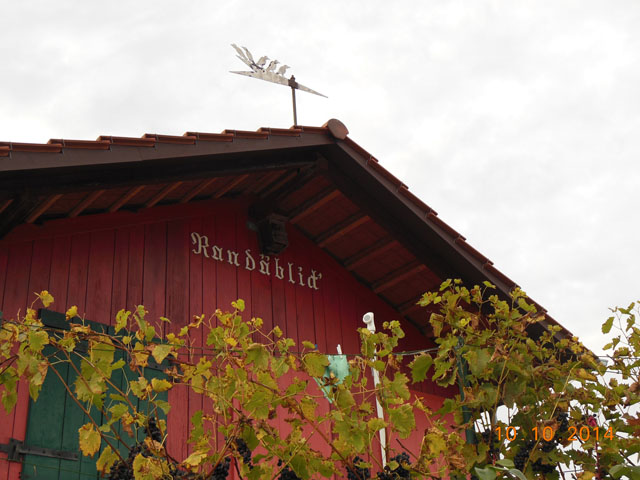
[494,426,614,442]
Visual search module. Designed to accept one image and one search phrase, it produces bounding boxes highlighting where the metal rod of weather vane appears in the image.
[289,76,298,126]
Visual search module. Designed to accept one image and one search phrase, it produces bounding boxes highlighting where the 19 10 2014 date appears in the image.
[493,426,614,442]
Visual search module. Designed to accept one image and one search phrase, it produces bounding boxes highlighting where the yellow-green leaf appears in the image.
[388,405,415,439]
[151,344,173,364]
[38,290,54,307]
[130,377,148,399]
[28,330,49,353]
[115,309,130,333]
[232,299,245,312]
[66,305,78,320]
[367,417,387,432]
[409,353,433,383]
[151,378,172,392]
[303,352,329,377]
[133,453,166,480]
[109,403,129,421]
[96,445,119,474]
[78,423,101,457]
[247,343,269,369]
[182,450,207,468]
[300,397,317,420]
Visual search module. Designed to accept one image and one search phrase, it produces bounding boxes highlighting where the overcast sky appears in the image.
[2,1,638,352]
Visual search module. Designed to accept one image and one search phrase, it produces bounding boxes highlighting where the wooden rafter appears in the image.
[145,182,183,208]
[398,296,424,316]
[25,194,63,223]
[344,237,395,271]
[108,185,146,213]
[0,198,13,215]
[289,188,340,224]
[257,171,298,198]
[213,175,249,199]
[316,213,368,248]
[69,190,105,218]
[372,260,426,294]
[179,178,218,203]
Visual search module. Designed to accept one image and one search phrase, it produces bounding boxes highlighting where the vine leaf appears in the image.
[409,353,433,383]
[151,344,173,364]
[78,423,101,457]
[602,316,614,334]
[96,445,118,474]
[151,378,172,392]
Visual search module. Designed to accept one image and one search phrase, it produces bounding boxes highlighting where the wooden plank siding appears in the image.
[0,198,452,477]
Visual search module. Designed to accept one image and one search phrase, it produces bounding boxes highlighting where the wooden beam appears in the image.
[0,198,13,215]
[250,164,322,221]
[398,296,424,315]
[289,188,340,224]
[108,185,146,213]
[316,213,368,248]
[344,237,395,271]
[25,194,63,223]
[68,190,104,218]
[179,178,218,203]
[257,171,298,197]
[372,261,426,294]
[145,182,183,208]
[212,175,249,199]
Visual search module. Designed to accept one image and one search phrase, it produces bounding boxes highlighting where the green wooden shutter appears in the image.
[20,310,168,480]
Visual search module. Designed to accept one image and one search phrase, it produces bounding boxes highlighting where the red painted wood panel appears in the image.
[166,219,190,461]
[127,227,145,309]
[49,235,72,307]
[86,230,115,326]
[142,222,167,321]
[214,204,238,312]
[0,242,33,480]
[235,210,253,328]
[27,238,53,302]
[187,217,204,457]
[111,228,131,325]
[67,233,91,316]
[0,243,8,308]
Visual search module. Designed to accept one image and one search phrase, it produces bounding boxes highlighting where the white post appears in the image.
[363,312,387,467]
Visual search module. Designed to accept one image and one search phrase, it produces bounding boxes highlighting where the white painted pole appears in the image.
[363,312,387,467]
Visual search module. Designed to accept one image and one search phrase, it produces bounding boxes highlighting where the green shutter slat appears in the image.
[22,347,72,480]
[23,310,170,479]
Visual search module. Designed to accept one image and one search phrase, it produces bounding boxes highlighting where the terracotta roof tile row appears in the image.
[0,125,327,156]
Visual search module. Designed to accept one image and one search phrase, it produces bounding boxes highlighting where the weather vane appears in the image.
[230,44,327,126]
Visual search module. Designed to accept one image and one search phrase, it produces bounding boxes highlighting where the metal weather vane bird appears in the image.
[230,44,327,125]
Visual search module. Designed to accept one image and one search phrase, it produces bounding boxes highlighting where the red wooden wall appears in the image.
[0,198,453,479]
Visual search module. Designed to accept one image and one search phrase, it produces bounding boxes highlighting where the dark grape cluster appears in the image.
[146,416,163,443]
[277,459,302,480]
[557,412,569,435]
[108,444,144,480]
[235,437,253,468]
[480,430,500,458]
[514,440,535,472]
[168,460,230,480]
[376,452,411,480]
[107,416,236,480]
[210,457,231,480]
[347,456,371,480]
[531,458,556,474]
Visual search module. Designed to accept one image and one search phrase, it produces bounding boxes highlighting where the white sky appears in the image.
[2,1,638,352]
